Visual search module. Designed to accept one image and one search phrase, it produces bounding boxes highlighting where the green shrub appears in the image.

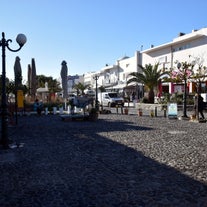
[141,97,149,103]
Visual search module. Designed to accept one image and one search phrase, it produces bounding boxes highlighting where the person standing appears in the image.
[34,99,42,115]
[194,94,205,120]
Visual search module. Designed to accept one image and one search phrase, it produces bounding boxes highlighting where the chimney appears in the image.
[178,32,185,36]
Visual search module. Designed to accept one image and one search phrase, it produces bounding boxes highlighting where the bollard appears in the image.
[155,106,157,117]
[150,109,154,117]
[116,105,118,114]
[124,107,128,115]
[138,108,142,116]
[121,106,123,114]
[164,108,167,117]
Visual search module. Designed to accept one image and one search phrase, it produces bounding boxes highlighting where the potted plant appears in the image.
[68,99,75,114]
[138,108,142,116]
[124,107,129,115]
[58,104,64,114]
[88,107,99,121]
[150,109,154,117]
[45,106,48,115]
[43,103,51,115]
[49,102,57,115]
[47,104,53,114]
[53,105,57,114]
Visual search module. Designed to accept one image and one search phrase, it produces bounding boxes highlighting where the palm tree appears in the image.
[98,86,106,92]
[6,80,27,96]
[127,63,168,103]
[36,75,61,93]
[73,82,90,95]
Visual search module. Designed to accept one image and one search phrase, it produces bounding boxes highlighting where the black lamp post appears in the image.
[0,32,26,149]
[93,74,99,111]
[177,62,188,118]
[195,75,205,121]
[196,81,201,121]
[183,77,188,118]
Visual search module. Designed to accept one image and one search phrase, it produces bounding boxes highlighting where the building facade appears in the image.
[141,28,207,94]
[83,27,207,99]
[67,75,84,94]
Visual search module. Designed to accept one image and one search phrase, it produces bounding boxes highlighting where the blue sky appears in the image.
[1,0,207,82]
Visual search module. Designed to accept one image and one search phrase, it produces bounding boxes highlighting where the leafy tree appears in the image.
[166,61,195,117]
[49,78,61,93]
[8,79,28,96]
[0,77,28,104]
[73,82,90,95]
[36,75,61,93]
[0,76,9,96]
[190,57,207,93]
[99,86,106,92]
[127,63,168,103]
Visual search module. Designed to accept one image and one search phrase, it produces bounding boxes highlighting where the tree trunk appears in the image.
[148,89,154,103]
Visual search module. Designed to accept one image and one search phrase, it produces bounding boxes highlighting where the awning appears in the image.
[124,83,143,88]
[37,87,49,93]
[106,83,127,90]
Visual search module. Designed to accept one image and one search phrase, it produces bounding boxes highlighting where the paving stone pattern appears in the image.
[0,113,207,207]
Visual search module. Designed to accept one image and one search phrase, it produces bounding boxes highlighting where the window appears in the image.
[173,43,191,52]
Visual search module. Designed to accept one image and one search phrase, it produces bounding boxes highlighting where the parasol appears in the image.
[14,56,22,88]
[60,60,68,99]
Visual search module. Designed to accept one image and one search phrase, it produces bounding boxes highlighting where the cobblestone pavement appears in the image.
[0,113,207,207]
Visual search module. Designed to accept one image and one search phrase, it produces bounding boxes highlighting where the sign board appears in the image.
[167,103,177,119]
[17,90,24,108]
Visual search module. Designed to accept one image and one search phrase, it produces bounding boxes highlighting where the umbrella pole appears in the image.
[15,91,18,125]
[64,98,67,111]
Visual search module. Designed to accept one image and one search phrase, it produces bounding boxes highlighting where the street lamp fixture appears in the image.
[93,74,99,111]
[177,62,188,118]
[192,62,207,121]
[0,32,27,149]
[176,61,196,119]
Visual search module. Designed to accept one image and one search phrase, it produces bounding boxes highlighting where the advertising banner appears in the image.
[17,90,24,108]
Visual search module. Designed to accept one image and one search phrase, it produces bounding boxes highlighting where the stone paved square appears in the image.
[0,113,207,207]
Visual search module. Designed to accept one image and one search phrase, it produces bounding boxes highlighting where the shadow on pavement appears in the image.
[0,115,207,207]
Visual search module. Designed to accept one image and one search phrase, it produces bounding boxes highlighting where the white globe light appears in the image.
[16,33,27,46]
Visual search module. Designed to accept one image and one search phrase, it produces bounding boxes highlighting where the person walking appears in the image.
[33,99,42,115]
[194,94,205,120]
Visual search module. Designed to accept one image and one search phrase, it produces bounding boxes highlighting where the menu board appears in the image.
[167,103,177,119]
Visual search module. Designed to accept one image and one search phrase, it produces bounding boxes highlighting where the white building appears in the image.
[84,52,143,99]
[67,75,84,94]
[141,28,207,94]
[83,27,207,98]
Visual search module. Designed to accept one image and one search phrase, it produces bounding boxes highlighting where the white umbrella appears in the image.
[31,58,37,101]
[60,60,68,99]
[14,56,22,88]
[13,56,22,124]
[27,64,31,95]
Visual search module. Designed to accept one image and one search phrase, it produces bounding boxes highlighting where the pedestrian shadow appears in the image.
[1,115,207,207]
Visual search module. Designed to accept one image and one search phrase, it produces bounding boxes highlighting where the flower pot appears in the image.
[45,107,48,115]
[89,108,99,121]
[53,107,57,115]
[124,108,128,115]
[138,108,142,116]
[89,112,98,121]
[59,107,63,114]
[150,110,154,117]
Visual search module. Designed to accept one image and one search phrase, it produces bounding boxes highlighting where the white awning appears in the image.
[106,83,127,90]
[37,87,49,93]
